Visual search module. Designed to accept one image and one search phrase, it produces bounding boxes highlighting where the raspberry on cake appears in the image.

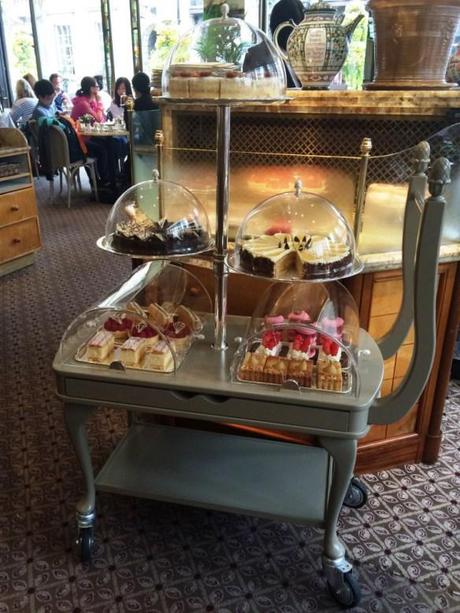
[288,334,316,360]
[255,330,282,356]
[165,321,192,352]
[318,337,342,362]
[103,315,133,339]
[131,322,158,347]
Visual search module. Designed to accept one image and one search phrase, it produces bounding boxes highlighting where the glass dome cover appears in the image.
[162,3,286,102]
[100,171,213,258]
[58,262,213,374]
[228,179,362,281]
[231,281,360,394]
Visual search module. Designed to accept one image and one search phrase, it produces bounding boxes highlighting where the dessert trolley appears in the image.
[53,8,450,608]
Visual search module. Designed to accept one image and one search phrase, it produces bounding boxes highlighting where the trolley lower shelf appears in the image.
[95,423,330,525]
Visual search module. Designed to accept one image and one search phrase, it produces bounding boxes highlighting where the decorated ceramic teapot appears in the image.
[273,1,363,89]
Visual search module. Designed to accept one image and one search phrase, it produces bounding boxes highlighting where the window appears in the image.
[32,0,106,97]
[54,25,75,76]
[1,0,37,86]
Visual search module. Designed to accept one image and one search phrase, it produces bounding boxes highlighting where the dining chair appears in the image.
[25,120,41,178]
[46,125,99,208]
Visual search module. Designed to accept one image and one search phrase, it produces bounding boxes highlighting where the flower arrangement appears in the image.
[80,114,94,126]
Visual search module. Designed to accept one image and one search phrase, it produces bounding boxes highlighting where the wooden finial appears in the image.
[428,157,451,198]
[411,141,430,176]
[155,129,164,146]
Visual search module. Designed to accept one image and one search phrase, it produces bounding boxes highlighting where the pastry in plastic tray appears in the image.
[237,330,350,393]
[76,302,203,372]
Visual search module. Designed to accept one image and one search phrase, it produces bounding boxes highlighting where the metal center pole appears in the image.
[213,104,231,350]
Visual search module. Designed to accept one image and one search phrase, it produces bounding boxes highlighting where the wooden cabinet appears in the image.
[352,263,458,472]
[0,128,41,275]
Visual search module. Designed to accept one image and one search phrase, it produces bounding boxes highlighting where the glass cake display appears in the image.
[228,179,363,281]
[162,3,286,101]
[100,172,213,258]
[58,262,212,374]
[231,281,360,393]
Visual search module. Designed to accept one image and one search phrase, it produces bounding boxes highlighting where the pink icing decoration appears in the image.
[265,222,292,235]
[264,314,285,326]
[288,310,311,323]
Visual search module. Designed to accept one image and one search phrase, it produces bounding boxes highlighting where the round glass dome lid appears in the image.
[100,171,213,259]
[162,3,286,102]
[228,179,363,282]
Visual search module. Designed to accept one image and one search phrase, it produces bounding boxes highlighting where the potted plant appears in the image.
[367,0,460,89]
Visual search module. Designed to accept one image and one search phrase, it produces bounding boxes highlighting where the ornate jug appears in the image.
[273,1,363,89]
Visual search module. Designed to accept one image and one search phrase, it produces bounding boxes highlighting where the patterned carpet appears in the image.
[0,178,459,612]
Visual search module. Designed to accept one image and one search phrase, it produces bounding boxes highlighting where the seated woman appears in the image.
[108,77,133,121]
[10,79,37,125]
[71,76,105,124]
[71,76,113,186]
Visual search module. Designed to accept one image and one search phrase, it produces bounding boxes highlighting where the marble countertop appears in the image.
[184,242,460,275]
[361,242,460,273]
[160,89,460,117]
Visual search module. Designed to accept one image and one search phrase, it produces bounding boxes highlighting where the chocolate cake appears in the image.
[111,216,210,256]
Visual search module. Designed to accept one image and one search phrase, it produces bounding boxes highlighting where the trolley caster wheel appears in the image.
[327,571,361,609]
[77,527,94,563]
[343,477,368,509]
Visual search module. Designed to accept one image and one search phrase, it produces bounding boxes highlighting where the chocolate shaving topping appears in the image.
[294,236,300,242]
[278,241,282,248]
[284,243,289,250]
[306,237,312,249]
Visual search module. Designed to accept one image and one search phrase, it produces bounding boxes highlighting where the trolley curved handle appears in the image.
[368,157,449,425]
[378,141,430,360]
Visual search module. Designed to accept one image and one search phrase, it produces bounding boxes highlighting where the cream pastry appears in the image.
[87,330,115,361]
[143,341,174,372]
[119,337,147,366]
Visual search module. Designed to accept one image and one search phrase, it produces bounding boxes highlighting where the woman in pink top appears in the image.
[71,76,105,123]
[70,76,113,185]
